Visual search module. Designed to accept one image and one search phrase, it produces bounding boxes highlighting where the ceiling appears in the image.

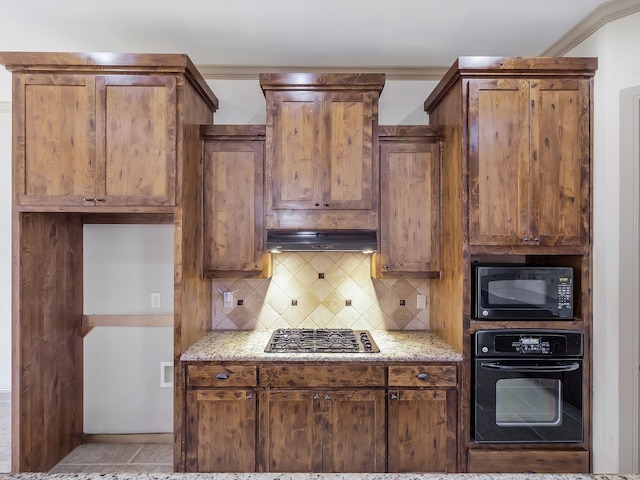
[0,0,617,71]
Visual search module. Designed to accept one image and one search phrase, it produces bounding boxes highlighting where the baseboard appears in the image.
[82,433,172,444]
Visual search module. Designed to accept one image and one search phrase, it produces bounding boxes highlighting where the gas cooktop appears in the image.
[264,328,380,353]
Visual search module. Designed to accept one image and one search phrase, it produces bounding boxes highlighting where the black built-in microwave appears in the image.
[473,264,573,320]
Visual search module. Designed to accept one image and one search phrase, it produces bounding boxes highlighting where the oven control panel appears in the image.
[475,329,583,357]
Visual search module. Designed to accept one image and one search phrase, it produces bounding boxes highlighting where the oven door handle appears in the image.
[480,361,580,373]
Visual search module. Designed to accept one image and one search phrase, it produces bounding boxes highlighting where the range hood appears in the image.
[267,230,377,253]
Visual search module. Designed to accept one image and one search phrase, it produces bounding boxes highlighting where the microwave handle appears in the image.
[480,362,580,373]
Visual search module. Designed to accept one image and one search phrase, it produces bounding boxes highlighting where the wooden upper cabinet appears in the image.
[2,52,219,210]
[201,125,270,278]
[468,77,591,247]
[260,73,384,230]
[374,126,443,279]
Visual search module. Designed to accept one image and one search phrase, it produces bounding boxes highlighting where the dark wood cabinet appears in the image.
[185,364,258,472]
[201,125,270,278]
[467,77,591,247]
[425,56,597,473]
[258,364,386,473]
[374,126,443,278]
[13,73,179,207]
[260,73,384,230]
[387,365,458,473]
[1,52,219,473]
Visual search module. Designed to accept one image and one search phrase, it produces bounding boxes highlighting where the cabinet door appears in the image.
[388,389,457,472]
[529,78,591,246]
[379,141,440,276]
[258,390,321,472]
[95,75,177,206]
[14,74,96,206]
[322,390,386,473]
[186,389,256,472]
[323,91,376,210]
[267,91,323,210]
[203,139,265,276]
[468,79,530,246]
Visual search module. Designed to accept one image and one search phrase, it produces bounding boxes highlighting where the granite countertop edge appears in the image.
[1,472,639,479]
[180,329,464,363]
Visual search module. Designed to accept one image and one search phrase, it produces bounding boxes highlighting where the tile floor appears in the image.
[0,391,173,473]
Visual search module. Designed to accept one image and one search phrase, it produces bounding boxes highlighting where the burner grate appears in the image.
[265,328,379,353]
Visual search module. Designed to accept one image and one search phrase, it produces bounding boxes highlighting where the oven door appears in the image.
[474,358,583,443]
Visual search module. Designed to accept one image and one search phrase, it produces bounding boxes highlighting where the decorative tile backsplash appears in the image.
[211,252,430,331]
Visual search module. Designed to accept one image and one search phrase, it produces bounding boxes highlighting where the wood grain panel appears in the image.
[388,389,458,472]
[388,365,457,387]
[15,213,83,472]
[185,389,256,472]
[259,365,385,389]
[96,75,177,206]
[173,76,216,472]
[202,136,265,277]
[15,74,96,205]
[467,449,589,473]
[257,390,321,472]
[187,364,257,388]
[322,390,386,473]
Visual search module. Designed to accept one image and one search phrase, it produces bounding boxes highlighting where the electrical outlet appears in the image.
[417,294,427,309]
[160,362,173,387]
[150,292,161,309]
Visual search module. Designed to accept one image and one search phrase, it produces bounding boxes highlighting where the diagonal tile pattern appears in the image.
[213,252,430,330]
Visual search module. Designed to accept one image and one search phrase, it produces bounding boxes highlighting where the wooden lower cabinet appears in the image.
[467,449,590,473]
[258,389,386,472]
[387,364,458,473]
[185,389,256,472]
[388,389,457,472]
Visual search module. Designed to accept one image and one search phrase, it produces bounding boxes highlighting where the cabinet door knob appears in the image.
[83,197,95,202]
[315,203,320,207]
[323,203,330,207]
[313,394,320,400]
[416,373,430,380]
[95,197,105,202]
[390,393,398,400]
[215,373,229,380]
[533,237,540,242]
[523,237,530,242]
[383,265,389,270]
[246,394,253,400]
[324,394,331,400]
[255,264,261,269]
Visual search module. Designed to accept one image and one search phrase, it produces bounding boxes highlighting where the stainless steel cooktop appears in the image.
[264,328,380,353]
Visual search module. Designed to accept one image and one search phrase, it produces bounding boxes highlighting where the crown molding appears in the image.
[196,65,449,81]
[0,101,11,113]
[542,0,640,56]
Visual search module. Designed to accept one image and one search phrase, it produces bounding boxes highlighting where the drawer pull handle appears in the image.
[416,373,430,380]
[215,373,229,380]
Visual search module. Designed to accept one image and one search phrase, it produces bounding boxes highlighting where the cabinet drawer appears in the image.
[187,364,257,388]
[388,365,457,387]
[260,364,385,388]
[467,449,589,473]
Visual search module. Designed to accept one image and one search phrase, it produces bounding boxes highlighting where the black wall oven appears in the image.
[473,329,584,443]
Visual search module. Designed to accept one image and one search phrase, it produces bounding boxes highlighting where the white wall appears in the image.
[83,224,174,433]
[0,94,11,391]
[566,11,640,473]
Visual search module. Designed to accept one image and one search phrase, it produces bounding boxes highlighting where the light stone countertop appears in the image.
[180,330,463,362]
[1,472,639,479]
